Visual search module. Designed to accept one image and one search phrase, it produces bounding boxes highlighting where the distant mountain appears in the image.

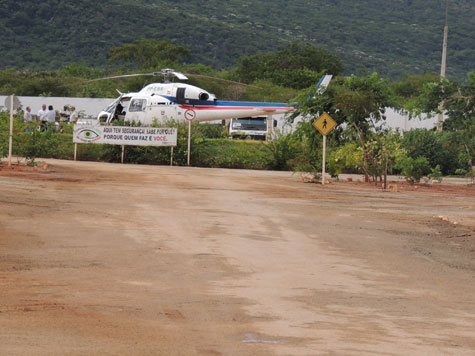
[0,0,473,80]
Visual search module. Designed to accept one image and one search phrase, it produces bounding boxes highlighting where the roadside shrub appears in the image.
[0,112,10,158]
[2,113,63,164]
[402,129,464,175]
[426,165,443,183]
[396,156,431,184]
[327,142,361,177]
[16,128,76,162]
[196,123,227,139]
[195,139,273,169]
[265,130,301,170]
[74,140,105,161]
[286,136,323,179]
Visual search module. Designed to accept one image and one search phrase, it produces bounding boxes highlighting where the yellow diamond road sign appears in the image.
[313,112,337,136]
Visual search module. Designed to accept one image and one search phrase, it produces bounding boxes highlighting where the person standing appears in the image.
[59,105,70,133]
[24,106,33,122]
[47,105,56,130]
[24,106,33,132]
[69,106,78,123]
[60,105,70,120]
[38,104,48,131]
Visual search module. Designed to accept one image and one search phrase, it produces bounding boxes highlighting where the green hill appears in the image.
[0,0,473,80]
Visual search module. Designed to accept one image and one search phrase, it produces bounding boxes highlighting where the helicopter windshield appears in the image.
[104,97,122,113]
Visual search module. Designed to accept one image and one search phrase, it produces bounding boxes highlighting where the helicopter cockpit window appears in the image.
[129,99,147,112]
[105,98,120,113]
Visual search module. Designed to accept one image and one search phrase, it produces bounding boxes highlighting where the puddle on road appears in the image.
[241,333,283,344]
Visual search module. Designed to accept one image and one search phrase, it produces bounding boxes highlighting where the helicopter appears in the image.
[92,69,331,126]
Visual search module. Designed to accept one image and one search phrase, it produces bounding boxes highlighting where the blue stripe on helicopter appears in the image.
[160,95,289,108]
[215,100,288,107]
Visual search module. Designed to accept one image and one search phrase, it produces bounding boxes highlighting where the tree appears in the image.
[108,39,191,69]
[233,43,343,89]
[390,72,439,109]
[332,74,394,182]
[408,71,474,179]
[363,130,406,187]
[291,73,393,182]
[328,130,406,187]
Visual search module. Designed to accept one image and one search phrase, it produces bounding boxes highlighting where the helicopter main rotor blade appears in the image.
[171,71,188,80]
[86,73,160,83]
[60,69,260,90]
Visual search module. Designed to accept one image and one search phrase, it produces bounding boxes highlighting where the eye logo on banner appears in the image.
[75,128,102,142]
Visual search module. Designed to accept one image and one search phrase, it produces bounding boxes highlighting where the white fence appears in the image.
[1,96,438,131]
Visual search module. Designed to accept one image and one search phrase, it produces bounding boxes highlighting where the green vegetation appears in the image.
[402,129,465,175]
[396,156,431,184]
[406,71,474,177]
[0,114,275,169]
[0,30,472,186]
[108,39,191,69]
[290,73,396,182]
[232,43,343,89]
[0,0,473,80]
[0,67,475,183]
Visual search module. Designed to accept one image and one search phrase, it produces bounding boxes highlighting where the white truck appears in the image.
[227,116,277,140]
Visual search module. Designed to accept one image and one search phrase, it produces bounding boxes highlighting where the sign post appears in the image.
[187,120,191,166]
[184,109,196,166]
[322,135,327,184]
[5,95,20,167]
[8,95,13,167]
[313,112,337,185]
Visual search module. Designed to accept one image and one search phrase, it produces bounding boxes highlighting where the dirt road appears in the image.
[1,159,474,356]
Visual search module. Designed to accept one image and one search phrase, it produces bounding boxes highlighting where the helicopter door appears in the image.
[127,98,147,124]
[176,87,186,104]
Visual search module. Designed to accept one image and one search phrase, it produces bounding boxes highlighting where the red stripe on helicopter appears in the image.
[179,105,293,110]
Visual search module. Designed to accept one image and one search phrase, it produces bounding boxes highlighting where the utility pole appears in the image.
[437,0,449,132]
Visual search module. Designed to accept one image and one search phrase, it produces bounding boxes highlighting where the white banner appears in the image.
[73,125,177,147]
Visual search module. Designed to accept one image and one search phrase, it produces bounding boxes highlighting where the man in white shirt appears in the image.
[69,106,78,123]
[24,106,33,122]
[46,105,56,123]
[37,104,48,131]
[24,106,33,132]
[37,104,47,121]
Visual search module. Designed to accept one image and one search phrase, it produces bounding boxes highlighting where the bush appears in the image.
[196,123,227,139]
[427,165,443,183]
[0,112,10,158]
[195,139,273,169]
[402,129,465,175]
[327,142,361,177]
[265,130,301,170]
[396,156,431,184]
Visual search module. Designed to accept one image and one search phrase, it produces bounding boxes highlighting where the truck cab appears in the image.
[228,116,277,140]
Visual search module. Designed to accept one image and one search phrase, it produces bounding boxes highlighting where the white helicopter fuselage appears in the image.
[97,82,293,126]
